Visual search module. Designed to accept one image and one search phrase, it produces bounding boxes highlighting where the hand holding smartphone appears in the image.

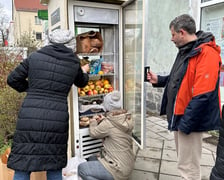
[144,66,150,82]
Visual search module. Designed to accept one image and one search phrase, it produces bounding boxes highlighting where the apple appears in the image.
[104,84,111,89]
[89,84,95,90]
[95,85,101,91]
[92,89,98,95]
[87,90,93,95]
[88,80,94,86]
[104,89,109,94]
[83,85,90,92]
[95,80,103,86]
[99,88,104,94]
[79,90,86,96]
[108,86,113,92]
[103,79,109,85]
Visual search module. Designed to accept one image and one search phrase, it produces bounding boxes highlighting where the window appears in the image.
[200,2,224,61]
[35,16,41,25]
[36,32,42,40]
[200,1,224,105]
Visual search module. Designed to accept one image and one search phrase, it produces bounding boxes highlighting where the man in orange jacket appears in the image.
[147,14,222,180]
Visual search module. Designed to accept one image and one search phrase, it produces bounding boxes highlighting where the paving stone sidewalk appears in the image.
[129,115,217,180]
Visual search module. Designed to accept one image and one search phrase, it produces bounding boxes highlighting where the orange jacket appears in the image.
[175,41,221,115]
[157,33,222,134]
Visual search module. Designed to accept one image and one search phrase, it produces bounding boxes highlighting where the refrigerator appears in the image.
[68,0,148,158]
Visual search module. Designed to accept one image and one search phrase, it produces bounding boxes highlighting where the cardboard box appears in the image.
[0,161,46,180]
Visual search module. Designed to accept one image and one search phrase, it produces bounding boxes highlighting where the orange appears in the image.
[103,79,109,85]
[98,71,104,75]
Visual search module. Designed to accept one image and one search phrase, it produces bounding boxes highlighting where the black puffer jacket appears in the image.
[210,105,224,180]
[7,44,89,171]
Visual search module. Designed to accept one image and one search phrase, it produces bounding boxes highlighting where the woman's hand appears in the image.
[81,64,90,73]
[96,114,105,123]
[91,114,105,124]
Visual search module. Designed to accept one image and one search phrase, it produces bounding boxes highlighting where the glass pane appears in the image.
[200,3,224,105]
[123,0,143,145]
[201,3,224,61]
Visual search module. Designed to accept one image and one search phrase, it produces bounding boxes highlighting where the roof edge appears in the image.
[40,0,49,5]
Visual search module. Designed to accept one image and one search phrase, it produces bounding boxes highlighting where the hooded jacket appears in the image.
[7,44,89,171]
[154,31,222,134]
[89,110,134,180]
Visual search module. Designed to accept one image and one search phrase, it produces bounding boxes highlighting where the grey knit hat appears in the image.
[103,91,121,111]
[48,29,76,51]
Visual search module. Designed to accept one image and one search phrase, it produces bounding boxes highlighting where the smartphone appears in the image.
[144,66,150,82]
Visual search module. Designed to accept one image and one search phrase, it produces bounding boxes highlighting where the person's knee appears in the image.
[78,163,86,177]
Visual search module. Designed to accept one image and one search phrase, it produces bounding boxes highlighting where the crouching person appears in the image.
[78,91,135,180]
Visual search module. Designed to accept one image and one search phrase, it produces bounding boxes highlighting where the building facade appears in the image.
[13,0,47,46]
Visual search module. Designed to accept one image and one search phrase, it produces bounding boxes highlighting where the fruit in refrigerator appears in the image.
[95,85,101,91]
[92,89,98,95]
[98,88,104,94]
[79,90,86,96]
[98,70,104,75]
[87,90,93,95]
[104,83,111,89]
[104,89,109,93]
[88,80,94,85]
[83,85,90,92]
[108,86,113,92]
[103,79,109,85]
[89,84,95,90]
[95,80,103,86]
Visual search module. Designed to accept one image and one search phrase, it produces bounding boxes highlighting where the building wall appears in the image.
[47,0,67,31]
[145,0,190,114]
[14,11,43,44]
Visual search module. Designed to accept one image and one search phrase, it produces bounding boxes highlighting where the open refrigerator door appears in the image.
[122,0,147,149]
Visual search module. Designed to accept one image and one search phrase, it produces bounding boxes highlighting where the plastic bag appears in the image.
[76,31,103,53]
[62,156,86,180]
[89,58,103,74]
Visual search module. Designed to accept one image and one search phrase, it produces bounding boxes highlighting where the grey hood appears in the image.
[106,110,133,133]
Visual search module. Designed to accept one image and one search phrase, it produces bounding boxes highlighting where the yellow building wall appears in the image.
[13,10,43,45]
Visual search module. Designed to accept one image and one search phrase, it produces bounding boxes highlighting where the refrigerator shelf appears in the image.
[89,73,114,78]
[78,93,107,99]
[79,112,105,118]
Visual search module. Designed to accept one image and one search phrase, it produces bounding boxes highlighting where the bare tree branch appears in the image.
[0,2,10,47]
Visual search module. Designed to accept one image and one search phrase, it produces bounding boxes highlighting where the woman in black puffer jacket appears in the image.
[6,29,89,180]
[210,105,224,180]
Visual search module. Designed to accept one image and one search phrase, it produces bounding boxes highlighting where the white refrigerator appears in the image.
[68,0,148,158]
